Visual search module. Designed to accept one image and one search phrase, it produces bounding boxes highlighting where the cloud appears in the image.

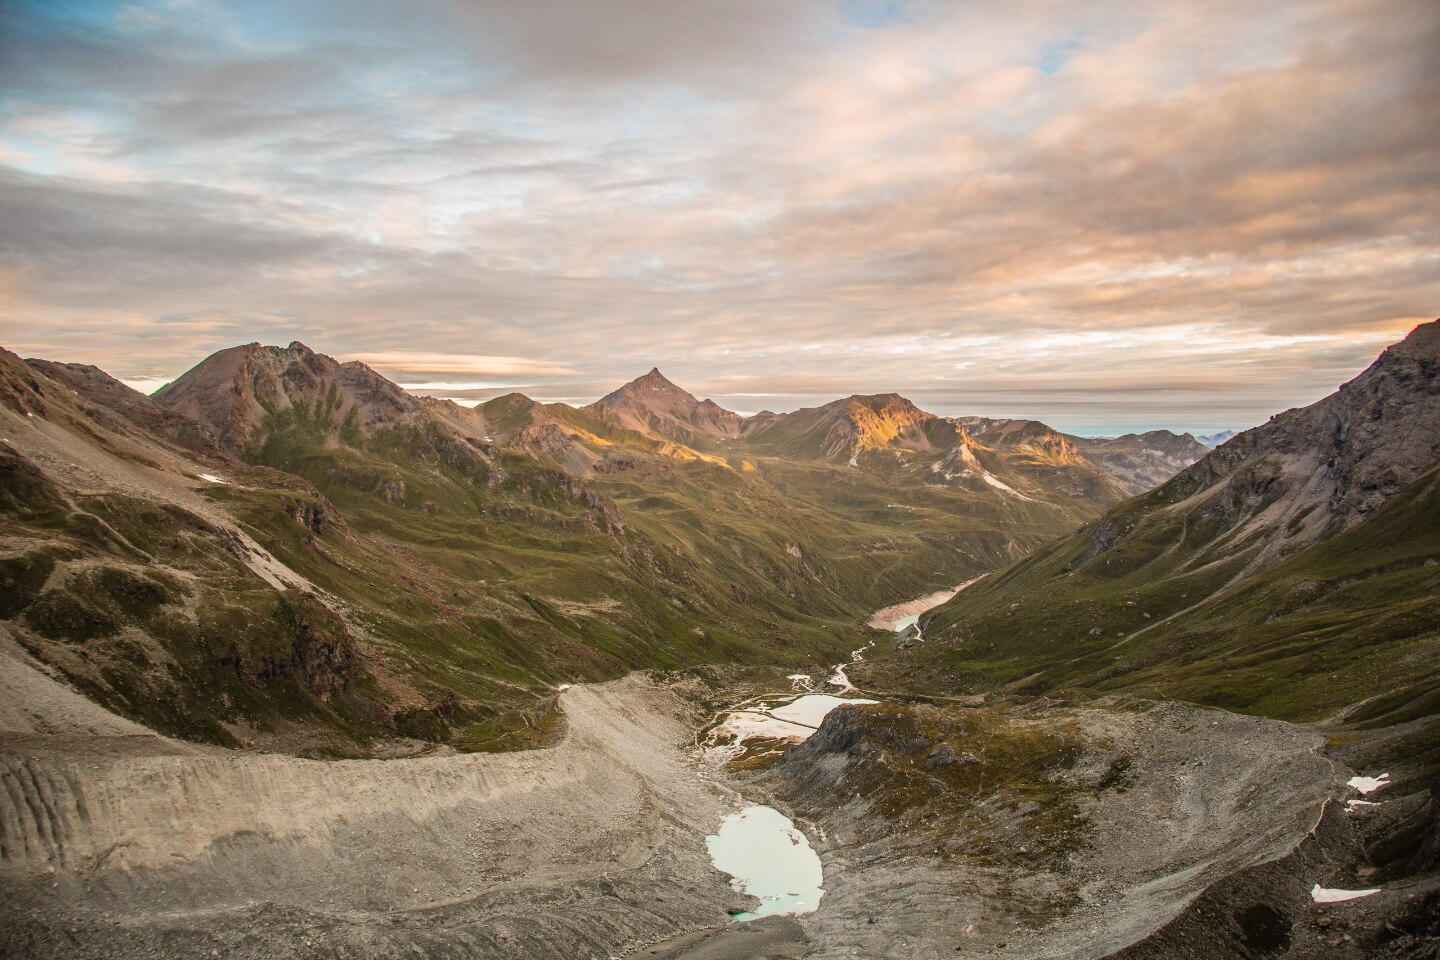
[0,0,1436,433]
[346,352,578,378]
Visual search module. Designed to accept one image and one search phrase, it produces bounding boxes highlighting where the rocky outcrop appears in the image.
[218,589,360,698]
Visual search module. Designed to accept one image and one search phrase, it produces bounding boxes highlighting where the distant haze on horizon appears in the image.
[1,0,1436,436]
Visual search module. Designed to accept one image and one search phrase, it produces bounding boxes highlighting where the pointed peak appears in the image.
[610,366,690,397]
[628,366,681,389]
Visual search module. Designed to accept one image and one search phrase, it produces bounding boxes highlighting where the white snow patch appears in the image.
[1346,799,1379,812]
[556,683,572,692]
[1311,885,1380,903]
[1348,773,1390,794]
[197,473,228,484]
[978,469,1034,501]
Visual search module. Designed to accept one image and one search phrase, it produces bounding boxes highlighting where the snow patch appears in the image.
[978,470,1034,500]
[1348,773,1390,794]
[197,473,228,484]
[1346,799,1379,812]
[1311,885,1380,903]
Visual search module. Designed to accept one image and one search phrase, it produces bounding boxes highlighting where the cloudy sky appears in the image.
[1,0,1436,434]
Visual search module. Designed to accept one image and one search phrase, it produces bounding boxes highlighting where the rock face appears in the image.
[1003,319,1440,585]
[222,589,361,698]
[1146,319,1440,552]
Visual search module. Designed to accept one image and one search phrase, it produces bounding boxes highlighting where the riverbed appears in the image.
[702,582,981,921]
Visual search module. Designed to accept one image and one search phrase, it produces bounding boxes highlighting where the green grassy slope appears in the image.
[912,464,1440,727]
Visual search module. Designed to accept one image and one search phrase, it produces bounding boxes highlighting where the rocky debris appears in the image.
[755,698,1344,960]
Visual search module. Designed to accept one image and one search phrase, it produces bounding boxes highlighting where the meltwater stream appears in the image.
[702,582,978,921]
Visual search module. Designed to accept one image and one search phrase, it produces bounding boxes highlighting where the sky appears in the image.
[0,0,1436,436]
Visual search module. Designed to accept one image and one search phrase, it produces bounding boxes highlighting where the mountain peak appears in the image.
[599,368,696,406]
[623,367,684,392]
[590,367,741,443]
[153,341,411,452]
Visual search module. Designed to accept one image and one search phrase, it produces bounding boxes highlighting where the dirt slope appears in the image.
[0,663,748,959]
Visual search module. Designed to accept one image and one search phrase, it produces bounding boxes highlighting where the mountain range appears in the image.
[0,339,1206,754]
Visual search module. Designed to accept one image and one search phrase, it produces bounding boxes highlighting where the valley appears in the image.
[1,326,1438,959]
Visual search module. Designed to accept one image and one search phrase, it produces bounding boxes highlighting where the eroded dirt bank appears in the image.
[0,639,745,960]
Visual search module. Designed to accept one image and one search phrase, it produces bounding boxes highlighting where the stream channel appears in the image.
[701,583,974,920]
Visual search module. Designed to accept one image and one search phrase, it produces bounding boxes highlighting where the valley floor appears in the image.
[0,626,1412,960]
